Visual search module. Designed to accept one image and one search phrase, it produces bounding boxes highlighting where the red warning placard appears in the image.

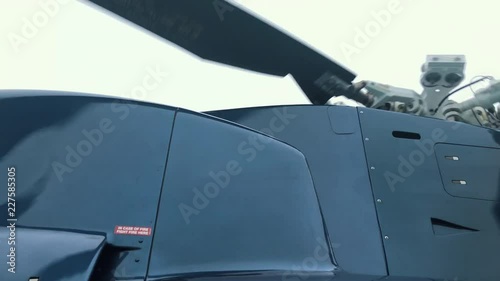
[114,225,152,236]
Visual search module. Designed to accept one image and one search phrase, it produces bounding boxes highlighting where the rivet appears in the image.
[384,235,389,240]
[370,166,375,170]
[376,199,382,203]
[365,138,369,141]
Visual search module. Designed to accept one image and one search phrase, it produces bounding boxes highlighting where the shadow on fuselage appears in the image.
[490,129,500,228]
[0,95,90,225]
[0,96,89,160]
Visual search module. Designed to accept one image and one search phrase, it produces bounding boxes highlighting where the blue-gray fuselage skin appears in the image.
[0,90,498,281]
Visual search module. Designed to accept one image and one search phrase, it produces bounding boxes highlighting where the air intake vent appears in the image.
[392,131,421,140]
[431,218,478,236]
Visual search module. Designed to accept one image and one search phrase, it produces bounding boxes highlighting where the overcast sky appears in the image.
[1,0,500,111]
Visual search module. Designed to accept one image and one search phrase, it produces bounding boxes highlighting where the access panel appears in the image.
[0,91,175,280]
[359,107,500,281]
[435,143,500,201]
[148,110,335,279]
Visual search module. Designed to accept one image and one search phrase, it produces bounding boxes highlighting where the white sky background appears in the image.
[1,0,500,111]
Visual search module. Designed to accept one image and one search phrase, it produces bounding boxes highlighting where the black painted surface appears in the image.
[207,105,387,276]
[2,89,499,281]
[0,91,174,279]
[358,108,500,281]
[149,110,334,277]
[435,144,500,201]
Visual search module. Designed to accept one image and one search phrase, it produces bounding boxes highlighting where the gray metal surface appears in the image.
[207,105,387,276]
[0,229,105,281]
[435,144,500,201]
[358,107,500,281]
[0,92,175,279]
[149,109,335,277]
[3,89,499,280]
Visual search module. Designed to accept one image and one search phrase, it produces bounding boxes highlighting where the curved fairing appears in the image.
[0,91,334,281]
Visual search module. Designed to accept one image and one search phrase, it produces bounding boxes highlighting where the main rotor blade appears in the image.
[85,0,356,104]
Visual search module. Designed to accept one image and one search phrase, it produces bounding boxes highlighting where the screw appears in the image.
[370,166,375,170]
[376,199,382,203]
[360,111,364,114]
[384,235,389,240]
